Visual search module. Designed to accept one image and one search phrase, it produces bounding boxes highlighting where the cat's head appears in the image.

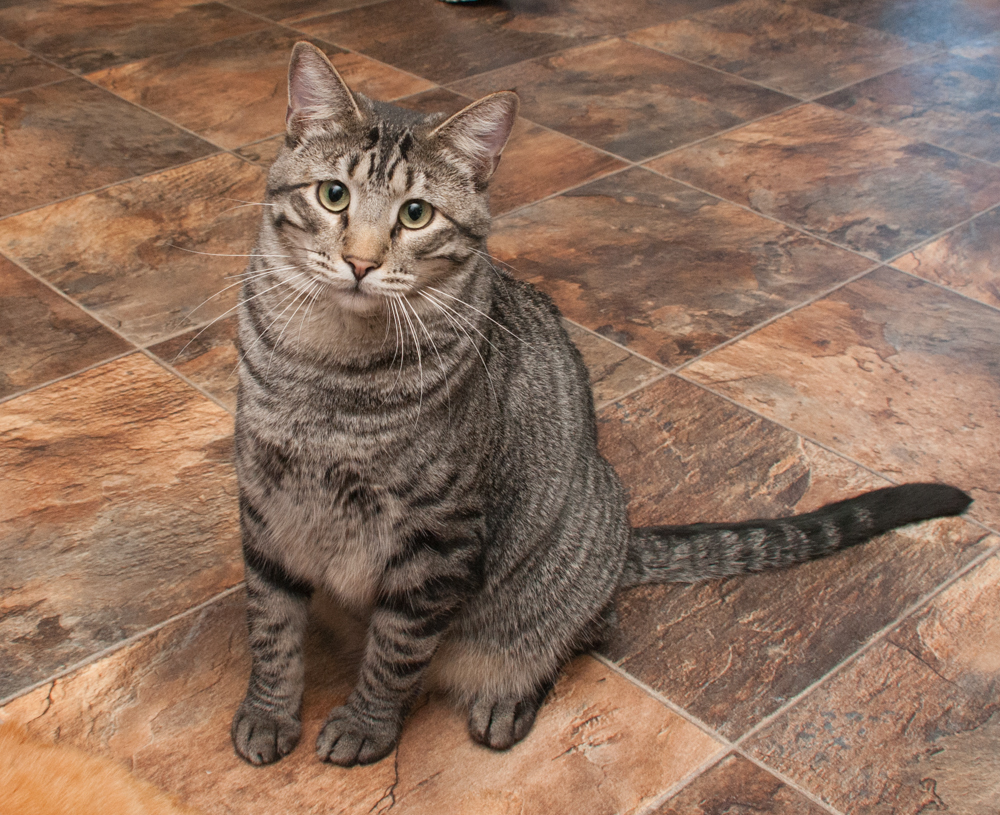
[262,42,518,317]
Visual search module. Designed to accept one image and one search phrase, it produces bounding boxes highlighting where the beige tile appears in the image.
[0,153,267,346]
[0,354,239,700]
[2,591,724,815]
[746,550,1000,813]
[684,267,1000,526]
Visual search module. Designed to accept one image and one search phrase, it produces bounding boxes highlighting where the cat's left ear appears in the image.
[431,91,519,188]
[286,41,361,138]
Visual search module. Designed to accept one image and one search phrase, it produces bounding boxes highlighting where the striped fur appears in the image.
[230,43,972,768]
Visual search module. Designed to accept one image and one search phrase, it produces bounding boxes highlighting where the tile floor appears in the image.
[1,0,998,812]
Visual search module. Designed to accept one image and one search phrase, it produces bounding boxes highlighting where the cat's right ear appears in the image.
[286,42,361,139]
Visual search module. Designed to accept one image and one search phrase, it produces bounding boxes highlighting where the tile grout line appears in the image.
[590,652,734,749]
[0,584,246,709]
[0,249,235,414]
[634,750,732,815]
[0,348,136,407]
[734,749,845,815]
[670,263,880,374]
[139,347,235,416]
[0,150,229,224]
[593,371,672,413]
[732,538,1000,750]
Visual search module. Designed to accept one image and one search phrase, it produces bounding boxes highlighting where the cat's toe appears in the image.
[231,704,301,765]
[468,693,542,750]
[316,705,399,767]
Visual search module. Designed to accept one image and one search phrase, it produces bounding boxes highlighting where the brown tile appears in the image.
[564,321,664,406]
[0,354,240,700]
[452,38,795,161]
[223,0,383,23]
[0,153,267,346]
[745,551,1000,814]
[788,0,1000,48]
[684,267,1000,527]
[0,257,132,400]
[0,38,69,93]
[297,0,598,84]
[652,753,829,814]
[818,51,1000,163]
[233,136,283,167]
[149,317,238,412]
[893,205,1000,309]
[598,375,990,738]
[304,85,626,213]
[630,0,932,99]
[0,0,267,74]
[650,104,1000,259]
[0,78,216,217]
[87,31,433,150]
[488,168,873,367]
[1,591,725,815]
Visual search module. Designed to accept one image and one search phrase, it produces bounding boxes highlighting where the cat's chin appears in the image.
[332,288,387,317]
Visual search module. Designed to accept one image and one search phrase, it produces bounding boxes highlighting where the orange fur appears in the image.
[0,721,203,815]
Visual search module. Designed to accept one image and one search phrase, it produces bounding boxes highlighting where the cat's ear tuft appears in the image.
[286,42,361,138]
[431,91,519,187]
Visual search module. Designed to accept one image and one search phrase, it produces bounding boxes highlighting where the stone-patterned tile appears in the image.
[0,38,69,93]
[488,168,873,367]
[598,375,990,739]
[0,0,267,74]
[629,0,932,99]
[0,257,133,401]
[491,120,628,214]
[0,153,267,346]
[652,753,829,814]
[684,267,1000,527]
[788,0,1000,49]
[649,104,1000,259]
[149,317,238,412]
[452,38,796,162]
[818,52,1000,164]
[233,136,284,167]
[0,354,240,700]
[892,206,1000,309]
[385,87,630,214]
[297,0,590,84]
[87,31,434,150]
[745,551,1000,814]
[1,591,725,815]
[223,0,382,23]
[0,78,216,218]
[564,322,664,406]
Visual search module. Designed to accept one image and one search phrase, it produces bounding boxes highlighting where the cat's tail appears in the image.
[621,483,971,588]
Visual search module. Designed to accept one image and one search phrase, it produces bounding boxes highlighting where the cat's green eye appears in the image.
[318,180,350,213]
[398,200,433,229]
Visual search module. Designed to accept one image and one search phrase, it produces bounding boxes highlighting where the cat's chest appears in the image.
[249,452,406,610]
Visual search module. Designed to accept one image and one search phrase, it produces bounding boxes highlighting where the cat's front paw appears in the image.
[231,702,302,766]
[316,704,400,767]
[468,692,543,750]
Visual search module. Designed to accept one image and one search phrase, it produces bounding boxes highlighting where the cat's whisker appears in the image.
[267,281,320,375]
[421,291,500,357]
[166,244,293,259]
[225,273,313,378]
[405,295,452,424]
[396,297,425,424]
[469,247,522,276]
[295,280,324,348]
[419,292,498,406]
[172,272,309,363]
[426,286,530,346]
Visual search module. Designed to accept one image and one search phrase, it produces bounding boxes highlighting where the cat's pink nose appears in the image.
[345,256,379,281]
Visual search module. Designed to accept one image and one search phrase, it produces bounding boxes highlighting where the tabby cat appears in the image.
[230,42,971,768]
